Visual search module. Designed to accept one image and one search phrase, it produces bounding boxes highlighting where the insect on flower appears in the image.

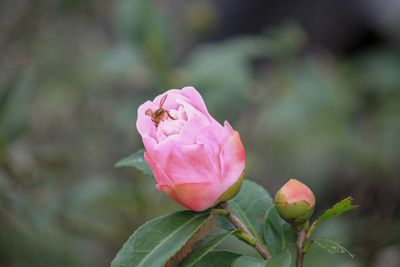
[145,94,175,127]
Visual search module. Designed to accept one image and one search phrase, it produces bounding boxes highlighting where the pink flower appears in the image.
[136,86,246,211]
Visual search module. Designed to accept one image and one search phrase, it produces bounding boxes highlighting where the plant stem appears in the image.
[303,219,318,253]
[306,220,318,239]
[218,202,272,259]
[296,229,306,267]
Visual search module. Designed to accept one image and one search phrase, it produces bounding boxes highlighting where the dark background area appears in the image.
[1,0,399,266]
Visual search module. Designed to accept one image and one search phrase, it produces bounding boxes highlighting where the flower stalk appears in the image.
[274,179,317,267]
[296,229,306,267]
[217,202,272,259]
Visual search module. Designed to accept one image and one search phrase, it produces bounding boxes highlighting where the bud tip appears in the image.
[275,178,316,230]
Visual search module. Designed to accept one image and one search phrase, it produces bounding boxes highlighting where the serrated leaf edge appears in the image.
[312,238,354,258]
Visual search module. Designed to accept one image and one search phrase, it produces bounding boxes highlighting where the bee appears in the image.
[145,94,175,127]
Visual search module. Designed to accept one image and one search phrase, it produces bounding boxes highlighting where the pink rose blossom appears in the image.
[136,86,246,211]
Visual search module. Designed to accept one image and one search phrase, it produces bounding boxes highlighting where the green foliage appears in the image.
[265,250,292,267]
[304,197,358,254]
[232,256,265,267]
[312,238,354,258]
[111,211,213,267]
[191,251,242,267]
[110,180,298,266]
[115,149,152,176]
[263,206,295,255]
[318,197,358,222]
[180,230,238,267]
[231,250,292,267]
[227,180,273,241]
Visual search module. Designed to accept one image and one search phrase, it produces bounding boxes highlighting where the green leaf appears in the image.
[115,149,152,176]
[264,249,292,267]
[263,206,295,255]
[111,211,213,267]
[228,180,273,242]
[192,251,242,267]
[305,197,358,247]
[312,238,354,258]
[318,197,358,222]
[232,250,292,267]
[232,256,265,267]
[180,230,238,267]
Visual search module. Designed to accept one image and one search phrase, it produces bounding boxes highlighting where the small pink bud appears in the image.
[275,179,315,230]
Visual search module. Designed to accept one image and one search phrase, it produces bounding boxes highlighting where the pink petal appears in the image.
[280,179,315,206]
[136,100,158,140]
[157,182,222,211]
[179,115,211,144]
[158,119,185,137]
[219,130,246,192]
[180,87,211,119]
[161,142,221,184]
[144,151,173,186]
[176,97,206,121]
[142,136,157,152]
[152,89,181,110]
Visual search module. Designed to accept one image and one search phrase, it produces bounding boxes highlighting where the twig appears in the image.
[303,219,318,253]
[296,229,306,267]
[218,202,272,259]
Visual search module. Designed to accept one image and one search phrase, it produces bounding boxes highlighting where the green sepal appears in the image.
[216,171,245,203]
[275,195,314,231]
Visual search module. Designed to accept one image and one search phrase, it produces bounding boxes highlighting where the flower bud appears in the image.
[275,179,315,231]
[137,87,246,212]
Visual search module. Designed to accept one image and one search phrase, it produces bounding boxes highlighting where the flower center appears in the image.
[156,105,188,141]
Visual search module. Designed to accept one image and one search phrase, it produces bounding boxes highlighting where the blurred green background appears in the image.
[1,0,400,266]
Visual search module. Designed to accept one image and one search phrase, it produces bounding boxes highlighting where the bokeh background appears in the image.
[1,0,400,266]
